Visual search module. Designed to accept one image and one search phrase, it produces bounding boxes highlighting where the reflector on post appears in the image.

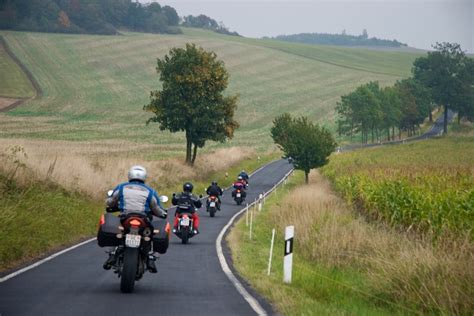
[283,225,294,284]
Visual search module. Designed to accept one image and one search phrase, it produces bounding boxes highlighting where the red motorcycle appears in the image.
[174,205,196,244]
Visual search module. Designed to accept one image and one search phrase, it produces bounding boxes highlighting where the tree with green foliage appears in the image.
[144,43,239,166]
[271,114,336,184]
[413,42,472,133]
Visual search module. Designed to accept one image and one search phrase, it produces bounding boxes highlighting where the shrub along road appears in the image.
[0,159,293,316]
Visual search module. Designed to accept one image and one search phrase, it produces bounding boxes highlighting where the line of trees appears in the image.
[336,43,473,143]
[0,0,181,35]
[181,14,240,36]
[268,29,406,48]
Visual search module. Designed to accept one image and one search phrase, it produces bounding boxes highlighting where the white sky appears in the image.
[148,0,473,52]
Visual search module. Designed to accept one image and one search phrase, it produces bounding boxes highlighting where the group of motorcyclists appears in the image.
[102,165,251,273]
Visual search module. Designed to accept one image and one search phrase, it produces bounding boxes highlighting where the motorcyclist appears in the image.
[206,181,223,210]
[172,182,202,234]
[104,165,167,273]
[232,176,247,199]
[238,170,249,187]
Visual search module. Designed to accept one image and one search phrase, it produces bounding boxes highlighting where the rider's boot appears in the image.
[147,254,157,273]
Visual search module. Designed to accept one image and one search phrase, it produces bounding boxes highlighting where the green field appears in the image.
[322,136,474,237]
[0,28,418,152]
[0,39,36,98]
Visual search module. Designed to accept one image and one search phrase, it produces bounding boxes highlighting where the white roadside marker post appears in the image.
[245,203,249,227]
[283,225,294,284]
[249,208,253,240]
[267,228,276,276]
[258,194,263,212]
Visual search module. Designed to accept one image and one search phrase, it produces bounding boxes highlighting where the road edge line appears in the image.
[216,161,293,316]
[0,237,96,283]
[216,205,268,316]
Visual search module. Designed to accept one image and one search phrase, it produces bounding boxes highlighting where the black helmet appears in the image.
[183,182,193,193]
[211,181,217,186]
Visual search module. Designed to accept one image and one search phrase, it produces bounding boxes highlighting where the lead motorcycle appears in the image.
[98,192,169,293]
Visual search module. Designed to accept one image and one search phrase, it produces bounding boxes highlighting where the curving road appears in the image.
[0,159,293,316]
[339,109,455,152]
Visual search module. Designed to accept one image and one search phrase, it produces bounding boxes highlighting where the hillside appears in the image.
[0,28,419,152]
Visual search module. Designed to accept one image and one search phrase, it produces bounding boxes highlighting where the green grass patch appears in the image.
[0,41,35,98]
[228,171,409,315]
[0,175,102,271]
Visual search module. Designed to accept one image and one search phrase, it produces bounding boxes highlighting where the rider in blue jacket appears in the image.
[104,165,167,272]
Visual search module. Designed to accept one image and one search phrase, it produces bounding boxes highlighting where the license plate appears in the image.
[181,217,190,226]
[125,234,141,248]
[236,193,241,198]
[210,202,216,207]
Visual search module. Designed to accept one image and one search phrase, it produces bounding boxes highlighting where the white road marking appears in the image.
[216,163,293,316]
[0,238,96,283]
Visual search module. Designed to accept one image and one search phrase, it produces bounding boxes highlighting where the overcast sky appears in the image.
[148,0,473,53]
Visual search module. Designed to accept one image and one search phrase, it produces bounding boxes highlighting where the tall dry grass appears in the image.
[0,139,255,199]
[269,171,473,314]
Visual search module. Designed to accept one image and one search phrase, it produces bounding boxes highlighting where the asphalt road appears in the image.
[340,109,454,152]
[0,159,293,316]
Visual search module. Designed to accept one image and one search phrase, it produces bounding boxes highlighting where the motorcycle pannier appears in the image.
[97,213,121,247]
[151,217,170,254]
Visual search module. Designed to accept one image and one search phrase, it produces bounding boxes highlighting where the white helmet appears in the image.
[128,165,147,182]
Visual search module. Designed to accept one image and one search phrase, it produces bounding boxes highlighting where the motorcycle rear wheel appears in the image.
[181,227,190,244]
[210,207,216,217]
[120,247,139,293]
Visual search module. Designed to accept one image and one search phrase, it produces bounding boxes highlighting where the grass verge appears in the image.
[0,174,102,272]
[227,169,473,315]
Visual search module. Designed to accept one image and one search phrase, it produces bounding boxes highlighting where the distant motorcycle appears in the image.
[233,188,245,205]
[206,195,219,217]
[174,204,196,244]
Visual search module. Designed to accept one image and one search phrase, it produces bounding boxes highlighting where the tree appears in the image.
[413,42,470,134]
[271,114,336,184]
[144,43,239,166]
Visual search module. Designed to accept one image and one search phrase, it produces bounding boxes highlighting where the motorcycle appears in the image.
[174,204,196,244]
[206,195,219,217]
[98,191,169,293]
[233,188,245,205]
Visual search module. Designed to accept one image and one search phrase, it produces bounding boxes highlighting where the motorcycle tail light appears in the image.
[98,214,105,227]
[129,219,141,227]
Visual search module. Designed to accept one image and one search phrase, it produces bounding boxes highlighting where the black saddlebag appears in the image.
[151,217,170,254]
[97,213,121,247]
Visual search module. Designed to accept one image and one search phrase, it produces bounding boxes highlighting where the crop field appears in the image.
[0,29,416,151]
[322,136,474,237]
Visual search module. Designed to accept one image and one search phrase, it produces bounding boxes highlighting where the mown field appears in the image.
[0,40,35,99]
[0,28,417,151]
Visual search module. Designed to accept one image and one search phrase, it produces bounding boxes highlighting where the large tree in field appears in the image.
[271,114,336,184]
[144,43,239,165]
[413,42,472,134]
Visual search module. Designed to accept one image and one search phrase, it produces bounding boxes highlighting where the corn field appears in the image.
[322,137,474,238]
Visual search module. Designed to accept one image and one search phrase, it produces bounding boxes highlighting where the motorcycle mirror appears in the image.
[160,195,169,203]
[107,190,114,197]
